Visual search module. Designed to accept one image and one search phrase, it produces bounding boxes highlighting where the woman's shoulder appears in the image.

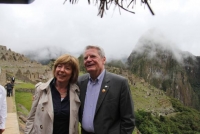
[35,78,53,91]
[33,79,52,100]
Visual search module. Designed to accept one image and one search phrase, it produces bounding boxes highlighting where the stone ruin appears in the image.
[0,45,52,85]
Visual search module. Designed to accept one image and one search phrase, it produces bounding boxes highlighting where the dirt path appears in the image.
[4,90,20,134]
[6,96,15,113]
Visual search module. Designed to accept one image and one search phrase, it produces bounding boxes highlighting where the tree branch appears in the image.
[64,0,155,17]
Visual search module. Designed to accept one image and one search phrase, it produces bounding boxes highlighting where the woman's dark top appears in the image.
[50,80,70,134]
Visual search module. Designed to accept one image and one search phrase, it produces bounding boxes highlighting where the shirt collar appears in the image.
[50,78,69,89]
[89,69,105,83]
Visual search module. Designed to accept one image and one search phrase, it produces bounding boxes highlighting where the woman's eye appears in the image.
[65,67,71,70]
[57,65,62,68]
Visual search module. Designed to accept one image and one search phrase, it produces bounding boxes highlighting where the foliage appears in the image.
[79,71,85,76]
[161,79,172,91]
[135,110,158,134]
[78,55,86,72]
[135,98,200,134]
[150,78,160,89]
[106,60,127,69]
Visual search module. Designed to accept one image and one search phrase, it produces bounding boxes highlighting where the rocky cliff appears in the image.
[127,30,200,110]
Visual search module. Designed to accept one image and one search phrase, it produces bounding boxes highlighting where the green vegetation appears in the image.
[15,91,33,112]
[14,82,35,90]
[78,55,85,72]
[15,81,34,116]
[106,60,126,69]
[135,98,200,134]
[79,71,85,76]
[161,79,172,91]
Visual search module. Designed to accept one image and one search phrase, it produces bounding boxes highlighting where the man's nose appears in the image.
[85,56,91,61]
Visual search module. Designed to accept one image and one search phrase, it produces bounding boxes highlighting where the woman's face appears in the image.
[54,63,72,84]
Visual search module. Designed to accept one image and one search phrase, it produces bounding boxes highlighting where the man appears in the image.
[0,85,7,134]
[5,81,13,97]
[11,77,15,84]
[78,45,135,134]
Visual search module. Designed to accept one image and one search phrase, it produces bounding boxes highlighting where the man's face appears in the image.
[83,48,106,79]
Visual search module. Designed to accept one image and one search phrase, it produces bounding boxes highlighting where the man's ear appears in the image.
[103,57,106,65]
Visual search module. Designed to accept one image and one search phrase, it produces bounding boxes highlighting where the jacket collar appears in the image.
[38,78,80,94]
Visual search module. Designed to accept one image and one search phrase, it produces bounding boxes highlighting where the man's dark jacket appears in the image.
[78,71,135,134]
[5,83,13,90]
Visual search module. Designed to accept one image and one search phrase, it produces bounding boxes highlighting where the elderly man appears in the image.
[78,45,135,134]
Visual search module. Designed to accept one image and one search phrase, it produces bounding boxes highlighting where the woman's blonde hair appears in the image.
[52,54,79,84]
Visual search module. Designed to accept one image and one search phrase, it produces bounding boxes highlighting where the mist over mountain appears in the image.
[23,46,69,64]
[131,29,196,64]
[127,29,200,110]
[23,45,129,65]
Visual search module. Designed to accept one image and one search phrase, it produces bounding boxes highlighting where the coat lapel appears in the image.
[80,76,89,112]
[39,78,54,122]
[69,84,80,134]
[95,72,110,115]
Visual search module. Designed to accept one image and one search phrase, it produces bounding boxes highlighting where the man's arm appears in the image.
[120,78,135,134]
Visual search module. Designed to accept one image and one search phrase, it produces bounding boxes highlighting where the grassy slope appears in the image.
[131,81,173,115]
[15,92,33,113]
[14,81,35,90]
[15,80,35,115]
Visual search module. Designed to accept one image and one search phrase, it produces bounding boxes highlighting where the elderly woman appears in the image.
[24,54,80,134]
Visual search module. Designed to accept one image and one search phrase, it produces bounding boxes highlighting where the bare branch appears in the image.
[63,0,155,17]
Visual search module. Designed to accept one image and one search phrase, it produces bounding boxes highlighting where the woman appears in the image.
[24,54,80,134]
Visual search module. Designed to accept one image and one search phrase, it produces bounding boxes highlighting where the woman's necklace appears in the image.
[56,86,68,98]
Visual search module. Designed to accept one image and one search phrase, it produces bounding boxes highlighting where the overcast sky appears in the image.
[0,0,200,61]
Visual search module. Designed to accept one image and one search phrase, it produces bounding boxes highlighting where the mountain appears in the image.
[127,30,200,110]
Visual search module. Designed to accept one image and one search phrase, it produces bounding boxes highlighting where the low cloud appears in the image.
[23,46,70,64]
[132,28,196,65]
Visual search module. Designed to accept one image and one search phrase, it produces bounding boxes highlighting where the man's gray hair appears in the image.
[84,45,105,58]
